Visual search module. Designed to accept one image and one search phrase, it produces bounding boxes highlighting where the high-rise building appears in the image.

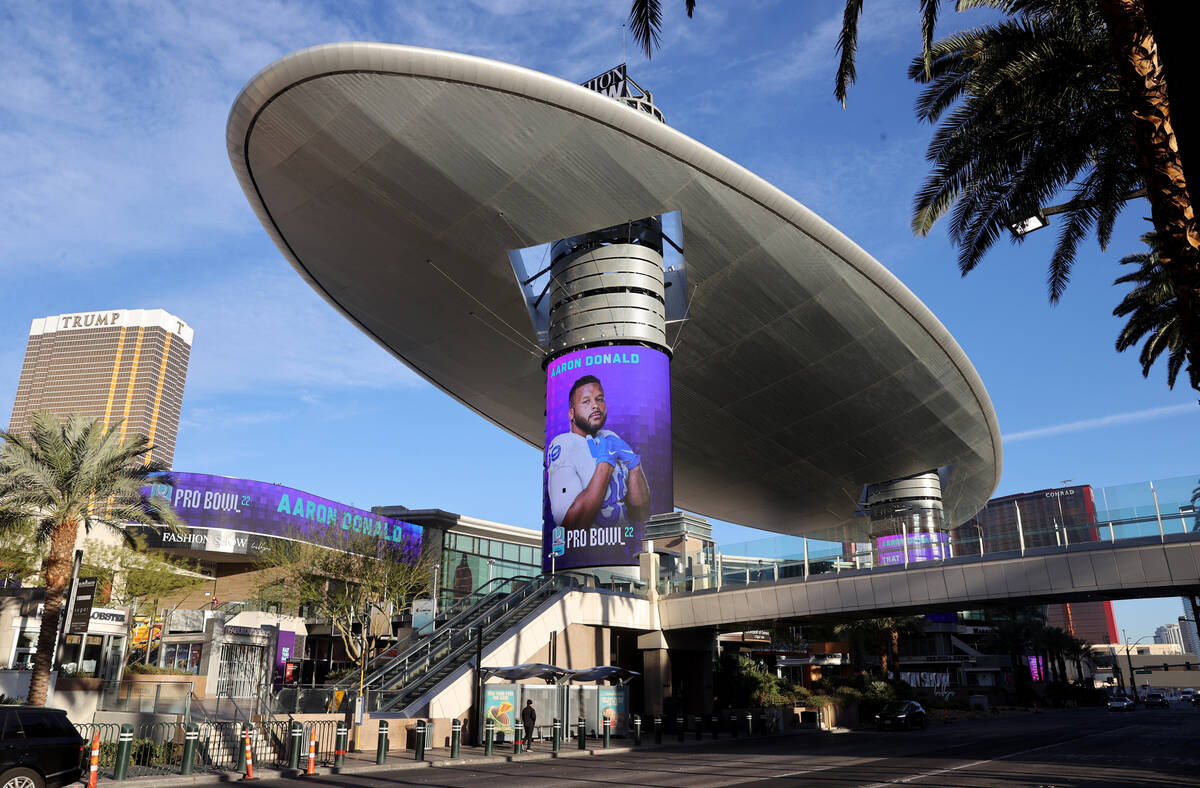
[1180,596,1200,655]
[955,485,1119,645]
[1154,623,1184,649]
[8,309,193,468]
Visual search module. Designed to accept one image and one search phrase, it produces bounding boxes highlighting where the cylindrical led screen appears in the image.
[543,345,672,570]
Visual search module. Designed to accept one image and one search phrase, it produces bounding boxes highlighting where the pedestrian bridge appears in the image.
[657,532,1200,629]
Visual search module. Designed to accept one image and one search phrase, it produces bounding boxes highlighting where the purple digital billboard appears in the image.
[137,472,423,561]
[543,345,672,570]
[875,532,949,566]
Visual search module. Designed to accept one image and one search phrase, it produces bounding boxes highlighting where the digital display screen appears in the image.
[543,345,672,570]
[138,472,423,560]
[875,531,949,565]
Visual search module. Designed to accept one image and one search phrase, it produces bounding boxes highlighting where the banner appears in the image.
[597,686,628,734]
[543,345,672,570]
[139,472,423,561]
[483,686,517,735]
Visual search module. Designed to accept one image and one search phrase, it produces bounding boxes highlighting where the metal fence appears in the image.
[74,718,342,778]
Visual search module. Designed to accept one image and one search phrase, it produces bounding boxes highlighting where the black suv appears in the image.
[0,706,83,788]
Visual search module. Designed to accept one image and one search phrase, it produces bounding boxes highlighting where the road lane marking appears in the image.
[859,724,1139,787]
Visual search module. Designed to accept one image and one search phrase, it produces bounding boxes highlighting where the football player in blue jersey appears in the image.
[547,374,650,532]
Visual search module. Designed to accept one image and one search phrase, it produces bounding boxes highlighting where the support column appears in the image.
[542,217,674,575]
[866,471,946,567]
[638,631,671,716]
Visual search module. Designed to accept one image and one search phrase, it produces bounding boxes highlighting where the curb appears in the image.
[85,729,819,785]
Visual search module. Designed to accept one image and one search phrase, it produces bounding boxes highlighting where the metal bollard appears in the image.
[577,717,586,750]
[632,715,642,746]
[181,722,198,775]
[602,717,611,748]
[731,713,738,738]
[514,722,522,755]
[745,713,753,737]
[654,715,662,744]
[676,715,685,743]
[694,715,702,741]
[758,712,767,734]
[415,720,427,761]
[335,723,348,768]
[450,718,461,759]
[484,718,495,756]
[711,715,719,740]
[376,721,389,765]
[114,723,134,781]
[552,718,562,752]
[289,720,304,770]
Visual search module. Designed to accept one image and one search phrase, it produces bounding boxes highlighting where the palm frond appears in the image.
[628,0,663,59]
[835,0,865,107]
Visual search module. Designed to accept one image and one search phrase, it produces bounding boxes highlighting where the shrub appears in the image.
[125,663,191,676]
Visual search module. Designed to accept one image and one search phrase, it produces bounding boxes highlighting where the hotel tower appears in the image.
[8,309,193,468]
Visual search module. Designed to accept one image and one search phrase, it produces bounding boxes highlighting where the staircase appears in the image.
[355,573,578,713]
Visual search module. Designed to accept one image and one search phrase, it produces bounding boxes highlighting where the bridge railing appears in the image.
[667,505,1198,595]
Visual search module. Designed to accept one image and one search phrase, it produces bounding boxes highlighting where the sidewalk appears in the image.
[93,728,825,786]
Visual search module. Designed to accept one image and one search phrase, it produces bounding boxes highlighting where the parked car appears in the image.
[875,701,927,730]
[1107,696,1135,712]
[1144,693,1169,709]
[0,706,84,788]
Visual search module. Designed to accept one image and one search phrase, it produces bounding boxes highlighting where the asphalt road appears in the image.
[259,706,1200,787]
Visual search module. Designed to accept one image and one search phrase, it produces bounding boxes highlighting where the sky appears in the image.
[2,0,1197,642]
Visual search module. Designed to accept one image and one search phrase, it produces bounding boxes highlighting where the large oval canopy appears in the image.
[227,43,1001,540]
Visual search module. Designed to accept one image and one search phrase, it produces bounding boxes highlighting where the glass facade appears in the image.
[162,642,204,674]
[440,531,541,608]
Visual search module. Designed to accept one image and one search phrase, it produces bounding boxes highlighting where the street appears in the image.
[254,707,1200,787]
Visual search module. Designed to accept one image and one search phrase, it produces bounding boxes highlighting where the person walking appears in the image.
[521,700,537,751]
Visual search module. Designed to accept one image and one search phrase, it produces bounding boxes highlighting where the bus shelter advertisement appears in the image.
[137,472,423,560]
[543,345,672,570]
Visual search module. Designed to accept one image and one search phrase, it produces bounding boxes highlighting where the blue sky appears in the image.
[2,1,1196,642]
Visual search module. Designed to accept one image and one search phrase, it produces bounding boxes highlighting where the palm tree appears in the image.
[981,607,1045,703]
[1113,234,1185,387]
[909,2,1139,302]
[0,412,180,705]
[630,0,1199,390]
[835,615,925,681]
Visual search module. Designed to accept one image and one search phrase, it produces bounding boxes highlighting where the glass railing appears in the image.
[97,680,193,715]
[663,477,1200,595]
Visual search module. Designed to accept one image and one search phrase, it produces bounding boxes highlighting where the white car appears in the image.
[1107,696,1135,712]
[1179,689,1196,702]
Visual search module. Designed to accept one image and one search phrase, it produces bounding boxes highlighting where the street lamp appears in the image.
[1121,629,1153,703]
[1008,189,1147,238]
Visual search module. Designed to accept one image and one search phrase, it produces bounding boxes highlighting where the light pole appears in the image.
[1121,630,1152,703]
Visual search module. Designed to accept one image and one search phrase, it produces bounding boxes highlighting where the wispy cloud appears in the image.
[154,263,423,397]
[1004,403,1199,443]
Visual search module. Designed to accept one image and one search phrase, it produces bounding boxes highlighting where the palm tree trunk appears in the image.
[28,517,79,706]
[1097,0,1200,391]
[890,629,901,682]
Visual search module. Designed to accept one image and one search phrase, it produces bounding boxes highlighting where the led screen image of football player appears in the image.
[542,345,672,570]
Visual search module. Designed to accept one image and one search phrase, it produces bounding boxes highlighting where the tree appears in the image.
[981,607,1045,702]
[631,0,1200,390]
[0,412,180,705]
[253,528,434,668]
[81,540,207,663]
[0,520,40,587]
[1113,234,1185,387]
[835,615,925,680]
